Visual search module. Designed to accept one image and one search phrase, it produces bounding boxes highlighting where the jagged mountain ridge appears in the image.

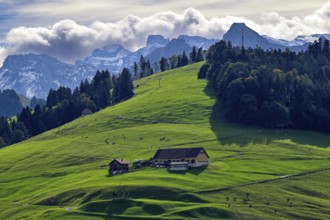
[76,45,131,73]
[79,35,215,72]
[0,54,97,98]
[77,35,170,72]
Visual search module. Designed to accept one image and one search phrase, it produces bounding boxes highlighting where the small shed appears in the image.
[109,159,129,175]
[81,108,93,117]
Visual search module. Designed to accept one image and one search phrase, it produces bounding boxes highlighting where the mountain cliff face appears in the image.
[145,38,192,64]
[123,35,170,68]
[78,35,170,73]
[223,22,330,52]
[77,45,131,73]
[0,54,96,98]
[223,23,284,50]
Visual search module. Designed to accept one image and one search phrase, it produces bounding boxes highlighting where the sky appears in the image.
[0,0,330,65]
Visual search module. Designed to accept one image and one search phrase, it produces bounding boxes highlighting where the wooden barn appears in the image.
[152,147,209,170]
[108,159,129,175]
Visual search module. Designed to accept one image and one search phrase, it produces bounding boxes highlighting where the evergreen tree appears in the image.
[139,55,147,78]
[0,136,5,148]
[201,37,330,132]
[30,96,46,109]
[197,47,204,61]
[145,60,154,76]
[190,46,197,63]
[198,64,209,79]
[323,38,330,57]
[11,130,25,143]
[0,116,12,145]
[113,68,134,103]
[133,62,139,79]
[177,51,189,67]
[169,56,177,69]
[159,57,169,72]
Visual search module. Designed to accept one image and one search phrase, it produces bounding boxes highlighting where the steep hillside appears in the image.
[0,89,23,116]
[0,63,329,219]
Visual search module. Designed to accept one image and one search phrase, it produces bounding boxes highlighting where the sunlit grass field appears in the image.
[0,62,329,219]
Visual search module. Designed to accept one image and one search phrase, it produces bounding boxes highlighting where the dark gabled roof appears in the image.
[153,147,209,160]
[109,159,129,165]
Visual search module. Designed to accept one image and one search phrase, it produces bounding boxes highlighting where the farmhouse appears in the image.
[152,147,209,171]
[108,159,129,175]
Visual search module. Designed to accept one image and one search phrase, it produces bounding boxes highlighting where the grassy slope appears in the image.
[0,62,329,219]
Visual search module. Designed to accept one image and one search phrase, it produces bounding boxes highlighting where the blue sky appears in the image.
[0,0,330,64]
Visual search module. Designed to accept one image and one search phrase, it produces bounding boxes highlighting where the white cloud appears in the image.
[258,1,330,39]
[1,1,330,65]
[1,8,237,64]
[0,47,7,64]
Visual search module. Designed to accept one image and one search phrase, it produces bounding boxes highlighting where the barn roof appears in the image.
[109,159,129,165]
[153,147,209,160]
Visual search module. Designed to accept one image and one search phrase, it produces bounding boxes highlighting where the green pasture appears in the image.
[0,63,329,219]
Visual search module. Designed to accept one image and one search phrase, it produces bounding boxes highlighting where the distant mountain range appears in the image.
[0,23,329,98]
[0,35,216,98]
[78,35,217,72]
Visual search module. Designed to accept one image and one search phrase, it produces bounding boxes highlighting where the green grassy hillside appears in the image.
[0,63,329,219]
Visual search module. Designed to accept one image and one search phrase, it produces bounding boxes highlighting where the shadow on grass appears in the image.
[203,81,330,148]
[168,166,208,175]
[81,199,142,215]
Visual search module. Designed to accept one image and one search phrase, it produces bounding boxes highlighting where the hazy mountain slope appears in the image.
[0,89,22,116]
[145,38,192,64]
[0,54,96,98]
[178,35,218,49]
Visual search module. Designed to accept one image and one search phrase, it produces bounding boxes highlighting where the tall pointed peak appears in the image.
[146,35,169,46]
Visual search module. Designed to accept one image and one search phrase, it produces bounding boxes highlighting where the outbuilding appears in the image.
[109,159,129,175]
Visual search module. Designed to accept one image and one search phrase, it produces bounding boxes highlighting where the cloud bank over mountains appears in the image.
[1,1,330,65]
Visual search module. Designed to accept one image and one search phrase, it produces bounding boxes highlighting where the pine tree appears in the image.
[159,57,169,72]
[197,47,204,61]
[182,51,189,66]
[190,46,197,63]
[139,55,146,78]
[0,136,5,148]
[146,60,154,76]
[133,62,139,79]
[113,68,134,103]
